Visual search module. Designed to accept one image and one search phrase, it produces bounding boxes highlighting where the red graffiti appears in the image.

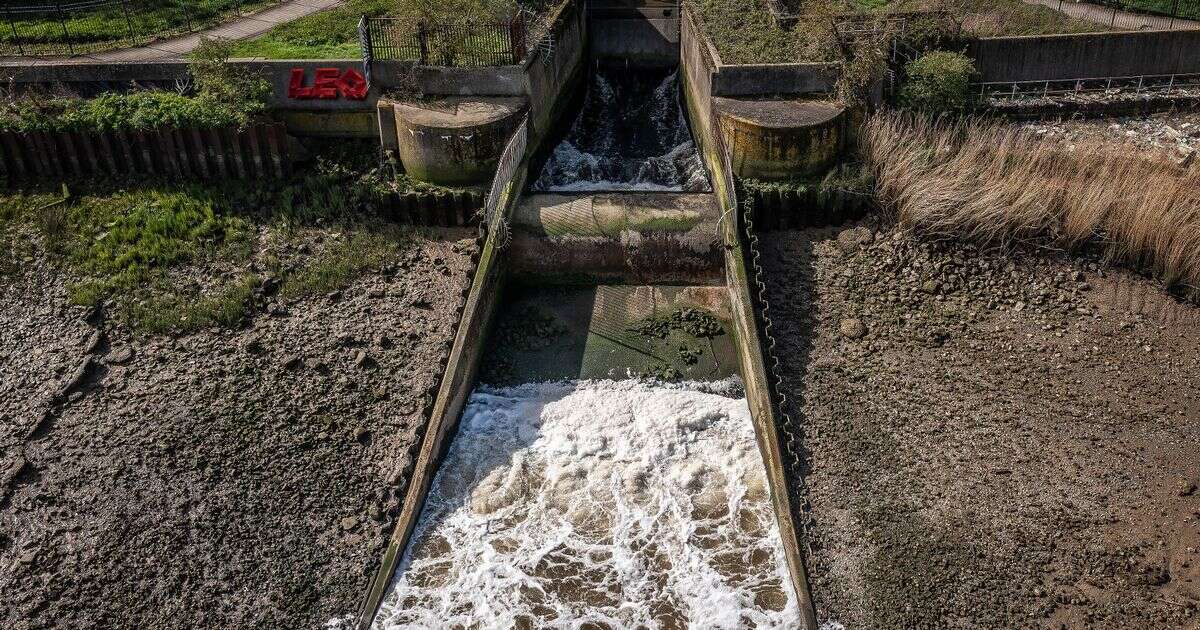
[288,68,369,100]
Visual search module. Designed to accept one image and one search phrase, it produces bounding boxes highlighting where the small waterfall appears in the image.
[373,379,798,628]
[532,66,710,192]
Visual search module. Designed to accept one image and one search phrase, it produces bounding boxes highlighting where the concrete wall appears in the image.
[969,29,1200,83]
[372,61,526,97]
[712,63,838,97]
[679,1,719,150]
[523,0,587,144]
[589,17,679,64]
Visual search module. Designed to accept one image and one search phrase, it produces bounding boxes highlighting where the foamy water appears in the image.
[372,379,800,629]
[532,68,709,193]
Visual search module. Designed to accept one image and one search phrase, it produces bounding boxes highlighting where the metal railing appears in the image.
[481,116,528,247]
[974,72,1200,100]
[361,15,529,67]
[0,0,282,57]
[1038,0,1199,30]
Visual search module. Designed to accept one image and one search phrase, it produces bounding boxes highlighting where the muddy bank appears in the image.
[762,222,1200,629]
[0,231,474,628]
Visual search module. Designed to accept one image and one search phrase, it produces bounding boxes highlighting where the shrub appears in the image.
[188,38,271,112]
[898,51,976,113]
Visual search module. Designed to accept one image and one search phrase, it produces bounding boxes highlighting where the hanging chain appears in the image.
[741,194,814,556]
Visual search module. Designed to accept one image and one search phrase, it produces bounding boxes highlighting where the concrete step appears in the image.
[508,192,724,285]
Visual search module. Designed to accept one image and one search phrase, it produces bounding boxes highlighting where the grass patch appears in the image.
[0,0,278,55]
[125,274,262,334]
[691,0,1103,65]
[0,140,447,335]
[863,111,1200,297]
[278,229,412,299]
[63,189,252,307]
[230,0,400,59]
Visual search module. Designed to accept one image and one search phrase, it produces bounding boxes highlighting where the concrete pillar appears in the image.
[384,96,528,187]
[714,97,846,181]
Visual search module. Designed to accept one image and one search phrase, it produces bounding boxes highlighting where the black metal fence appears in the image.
[361,15,529,67]
[1042,0,1200,29]
[1,0,283,57]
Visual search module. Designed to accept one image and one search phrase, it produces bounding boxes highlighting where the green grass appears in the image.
[0,0,279,55]
[0,91,261,134]
[278,230,411,298]
[230,0,394,59]
[1118,0,1200,19]
[0,140,440,335]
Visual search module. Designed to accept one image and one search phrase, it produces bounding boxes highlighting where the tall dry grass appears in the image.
[863,112,1200,292]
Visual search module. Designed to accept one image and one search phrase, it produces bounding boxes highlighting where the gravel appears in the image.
[763,219,1200,629]
[0,230,475,629]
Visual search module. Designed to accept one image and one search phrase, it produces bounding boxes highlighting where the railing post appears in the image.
[1170,0,1179,28]
[1111,6,1117,27]
[4,6,23,57]
[122,0,136,45]
[509,15,526,64]
[55,0,73,56]
[417,22,429,65]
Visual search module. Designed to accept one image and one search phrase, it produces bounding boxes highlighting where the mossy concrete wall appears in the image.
[716,98,845,180]
[385,97,528,186]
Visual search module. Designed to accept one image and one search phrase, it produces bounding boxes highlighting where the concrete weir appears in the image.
[359,2,818,627]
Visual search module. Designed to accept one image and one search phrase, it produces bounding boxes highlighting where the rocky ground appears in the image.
[1019,111,1200,164]
[762,220,1200,629]
[0,227,475,628]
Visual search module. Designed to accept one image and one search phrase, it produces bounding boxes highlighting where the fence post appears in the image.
[509,15,526,64]
[417,22,429,65]
[121,0,136,46]
[4,6,23,57]
[55,0,73,56]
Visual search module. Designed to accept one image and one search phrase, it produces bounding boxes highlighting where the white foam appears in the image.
[373,379,801,629]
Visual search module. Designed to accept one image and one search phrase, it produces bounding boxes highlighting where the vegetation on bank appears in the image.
[0,0,278,51]
[0,40,269,134]
[863,112,1200,298]
[0,140,449,335]
[692,0,1101,64]
[231,0,549,60]
[898,51,976,113]
[230,0,395,59]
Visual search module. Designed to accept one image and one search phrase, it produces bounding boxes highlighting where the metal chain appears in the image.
[741,194,814,556]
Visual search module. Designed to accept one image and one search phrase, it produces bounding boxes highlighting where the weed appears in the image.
[125,274,261,335]
[278,229,412,299]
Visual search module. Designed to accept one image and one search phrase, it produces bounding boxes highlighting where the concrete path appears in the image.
[5,0,344,65]
[1025,0,1200,31]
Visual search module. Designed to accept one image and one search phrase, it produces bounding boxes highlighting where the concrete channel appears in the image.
[357,2,818,626]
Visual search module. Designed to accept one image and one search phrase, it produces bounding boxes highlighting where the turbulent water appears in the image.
[532,67,709,192]
[373,379,799,629]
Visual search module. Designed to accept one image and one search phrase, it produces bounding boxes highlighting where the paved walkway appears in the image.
[1026,0,1200,31]
[5,0,344,65]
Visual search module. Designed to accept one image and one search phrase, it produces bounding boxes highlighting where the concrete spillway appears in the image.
[509,193,724,285]
[359,7,816,625]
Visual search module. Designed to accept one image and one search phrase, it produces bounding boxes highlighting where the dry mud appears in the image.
[763,221,1200,629]
[0,231,474,628]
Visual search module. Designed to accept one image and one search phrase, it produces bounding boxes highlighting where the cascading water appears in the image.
[373,378,799,629]
[531,66,710,192]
